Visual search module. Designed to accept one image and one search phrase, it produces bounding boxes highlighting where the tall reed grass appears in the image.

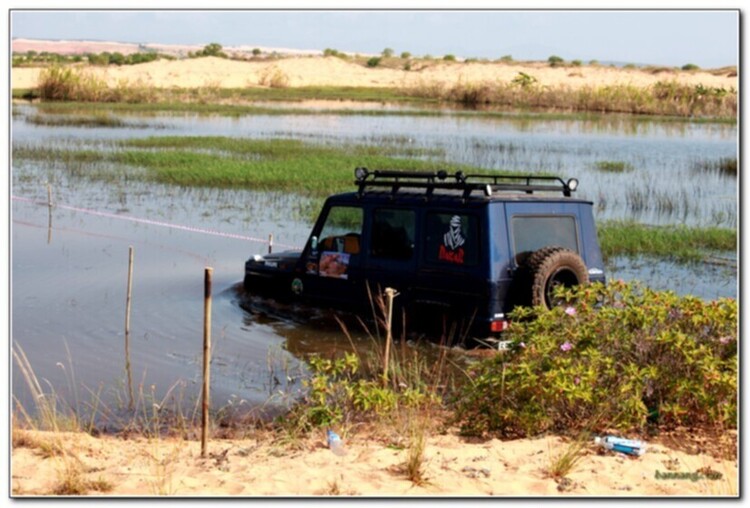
[37,66,157,103]
[404,79,737,119]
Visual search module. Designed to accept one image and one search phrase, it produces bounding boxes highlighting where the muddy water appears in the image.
[10,103,737,423]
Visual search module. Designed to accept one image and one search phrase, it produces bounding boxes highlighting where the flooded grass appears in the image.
[13,136,507,196]
[598,221,735,262]
[594,160,633,173]
[692,157,737,178]
[24,113,156,129]
[13,138,736,264]
[13,104,737,229]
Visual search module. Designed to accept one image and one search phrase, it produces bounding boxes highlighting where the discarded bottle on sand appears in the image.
[594,436,646,456]
[327,429,347,456]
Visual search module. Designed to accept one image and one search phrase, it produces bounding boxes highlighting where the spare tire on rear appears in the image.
[526,246,589,309]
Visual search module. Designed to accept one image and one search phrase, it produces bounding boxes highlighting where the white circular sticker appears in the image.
[291,278,303,295]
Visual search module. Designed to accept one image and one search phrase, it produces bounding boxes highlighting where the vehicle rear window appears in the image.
[511,215,579,262]
[425,213,478,266]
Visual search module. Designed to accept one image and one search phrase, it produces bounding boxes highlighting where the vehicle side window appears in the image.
[318,206,363,255]
[370,209,415,261]
[425,213,479,266]
[511,215,579,263]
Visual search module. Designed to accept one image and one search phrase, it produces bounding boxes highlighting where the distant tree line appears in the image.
[12,50,173,67]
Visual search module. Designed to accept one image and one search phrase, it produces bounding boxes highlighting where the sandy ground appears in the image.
[11,56,737,91]
[11,428,737,497]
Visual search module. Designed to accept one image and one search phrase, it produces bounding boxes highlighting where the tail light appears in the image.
[490,319,509,333]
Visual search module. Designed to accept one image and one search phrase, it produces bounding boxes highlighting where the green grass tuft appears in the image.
[594,160,633,173]
[598,221,736,262]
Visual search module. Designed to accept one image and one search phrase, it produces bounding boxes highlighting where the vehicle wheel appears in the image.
[527,246,589,309]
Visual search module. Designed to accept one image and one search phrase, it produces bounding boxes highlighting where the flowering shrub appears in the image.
[455,281,737,438]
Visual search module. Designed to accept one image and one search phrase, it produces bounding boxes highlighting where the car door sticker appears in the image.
[319,251,350,279]
[438,215,466,264]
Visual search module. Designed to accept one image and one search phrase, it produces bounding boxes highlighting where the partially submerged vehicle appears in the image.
[244,168,605,340]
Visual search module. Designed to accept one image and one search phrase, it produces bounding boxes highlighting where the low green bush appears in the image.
[548,55,564,67]
[367,57,382,68]
[454,281,737,438]
[511,72,538,89]
[191,42,227,59]
[288,352,435,429]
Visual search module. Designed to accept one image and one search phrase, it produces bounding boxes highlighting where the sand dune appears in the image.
[11,56,737,91]
[11,428,737,497]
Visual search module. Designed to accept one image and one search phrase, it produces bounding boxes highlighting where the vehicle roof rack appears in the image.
[354,167,579,198]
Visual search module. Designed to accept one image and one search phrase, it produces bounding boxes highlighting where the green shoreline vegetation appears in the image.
[14,96,738,125]
[12,136,736,263]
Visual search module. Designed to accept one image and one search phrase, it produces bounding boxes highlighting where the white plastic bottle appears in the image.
[595,436,646,456]
[327,429,347,456]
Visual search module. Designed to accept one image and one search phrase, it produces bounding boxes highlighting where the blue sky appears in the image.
[10,10,739,67]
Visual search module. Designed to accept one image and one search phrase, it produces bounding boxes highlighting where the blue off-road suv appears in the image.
[244,168,605,340]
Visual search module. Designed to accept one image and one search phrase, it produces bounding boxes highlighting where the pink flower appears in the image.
[574,377,581,385]
[719,336,733,345]
[565,306,577,316]
[560,341,573,352]
[518,342,526,349]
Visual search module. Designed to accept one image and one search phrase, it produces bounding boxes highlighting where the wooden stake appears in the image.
[125,246,135,411]
[268,233,273,254]
[201,267,213,458]
[383,287,396,384]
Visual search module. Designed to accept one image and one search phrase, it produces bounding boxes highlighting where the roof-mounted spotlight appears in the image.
[567,178,579,192]
[354,167,369,181]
